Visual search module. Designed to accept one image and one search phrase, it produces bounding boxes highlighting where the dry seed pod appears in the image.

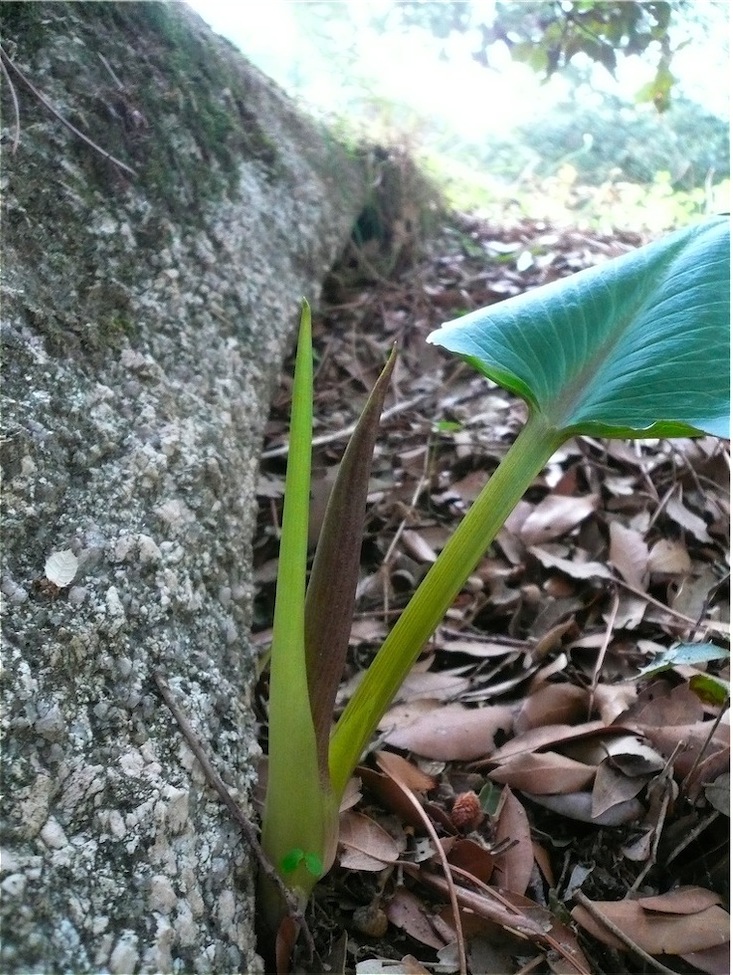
[353,902,389,938]
[451,791,483,832]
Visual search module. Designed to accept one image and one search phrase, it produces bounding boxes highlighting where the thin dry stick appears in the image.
[380,432,434,622]
[378,761,467,975]
[588,587,618,720]
[573,891,679,975]
[152,671,315,956]
[414,863,590,975]
[260,391,429,459]
[0,49,21,153]
[0,44,136,178]
[614,577,730,635]
[680,699,729,797]
[646,480,677,534]
[449,865,590,974]
[664,807,720,867]
[513,954,546,975]
[628,758,678,895]
[97,52,125,91]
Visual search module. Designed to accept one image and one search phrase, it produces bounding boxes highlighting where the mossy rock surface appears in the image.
[1,4,368,972]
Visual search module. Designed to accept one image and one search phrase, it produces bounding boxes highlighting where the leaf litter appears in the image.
[254,212,729,975]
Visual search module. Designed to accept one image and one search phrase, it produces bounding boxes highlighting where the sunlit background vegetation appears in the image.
[188,0,729,233]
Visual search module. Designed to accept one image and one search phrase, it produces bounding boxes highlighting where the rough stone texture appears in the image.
[0,3,367,972]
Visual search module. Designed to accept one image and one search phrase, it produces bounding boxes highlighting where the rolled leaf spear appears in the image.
[260,299,397,923]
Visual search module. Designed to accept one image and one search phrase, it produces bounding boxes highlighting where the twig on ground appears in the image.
[680,699,729,797]
[0,44,136,177]
[0,48,21,153]
[574,891,679,975]
[260,391,430,458]
[615,577,730,635]
[152,670,315,957]
[664,807,720,867]
[376,754,468,975]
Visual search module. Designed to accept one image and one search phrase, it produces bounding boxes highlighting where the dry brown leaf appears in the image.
[445,837,496,884]
[529,545,613,579]
[704,770,730,815]
[638,886,722,914]
[401,528,439,563]
[666,494,713,543]
[340,775,363,812]
[681,943,732,975]
[492,787,534,896]
[572,894,730,955]
[338,810,403,870]
[374,750,438,792]
[357,765,431,833]
[608,520,649,589]
[377,697,441,729]
[349,617,388,645]
[520,494,599,545]
[414,866,593,973]
[356,956,433,975]
[635,721,728,778]
[591,682,640,723]
[436,634,521,658]
[515,682,590,733]
[490,750,595,794]
[396,668,473,702]
[605,592,648,629]
[648,538,692,575]
[670,565,724,620]
[486,720,612,764]
[532,841,555,887]
[618,681,705,726]
[528,789,644,826]
[591,760,645,819]
[451,469,490,503]
[604,734,666,773]
[385,885,450,950]
[380,702,515,761]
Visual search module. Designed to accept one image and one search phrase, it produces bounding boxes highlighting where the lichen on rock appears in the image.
[0,3,368,971]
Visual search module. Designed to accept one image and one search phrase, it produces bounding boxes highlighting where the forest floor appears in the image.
[253,210,729,975]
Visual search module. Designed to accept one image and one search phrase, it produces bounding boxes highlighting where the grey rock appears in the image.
[1,3,368,972]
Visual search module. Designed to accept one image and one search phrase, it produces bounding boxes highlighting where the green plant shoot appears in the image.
[261,216,730,925]
[261,301,396,920]
[260,300,336,904]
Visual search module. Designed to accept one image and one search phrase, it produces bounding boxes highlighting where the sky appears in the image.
[184,0,730,138]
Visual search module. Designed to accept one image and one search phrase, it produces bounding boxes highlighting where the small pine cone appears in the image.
[451,791,483,832]
[353,903,389,938]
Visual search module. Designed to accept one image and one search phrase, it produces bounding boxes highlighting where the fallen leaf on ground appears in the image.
[380,701,515,760]
[489,750,595,794]
[385,885,452,950]
[492,787,534,895]
[572,888,730,955]
[338,810,403,870]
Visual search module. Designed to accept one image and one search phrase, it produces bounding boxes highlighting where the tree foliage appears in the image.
[385,1,694,110]
[516,95,730,187]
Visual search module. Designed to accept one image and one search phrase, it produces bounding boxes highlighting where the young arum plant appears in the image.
[260,216,730,930]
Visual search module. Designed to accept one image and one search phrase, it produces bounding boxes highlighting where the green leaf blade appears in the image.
[428,216,730,440]
[305,347,397,781]
[261,300,338,900]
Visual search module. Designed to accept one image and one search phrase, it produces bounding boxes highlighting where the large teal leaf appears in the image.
[427,216,730,439]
